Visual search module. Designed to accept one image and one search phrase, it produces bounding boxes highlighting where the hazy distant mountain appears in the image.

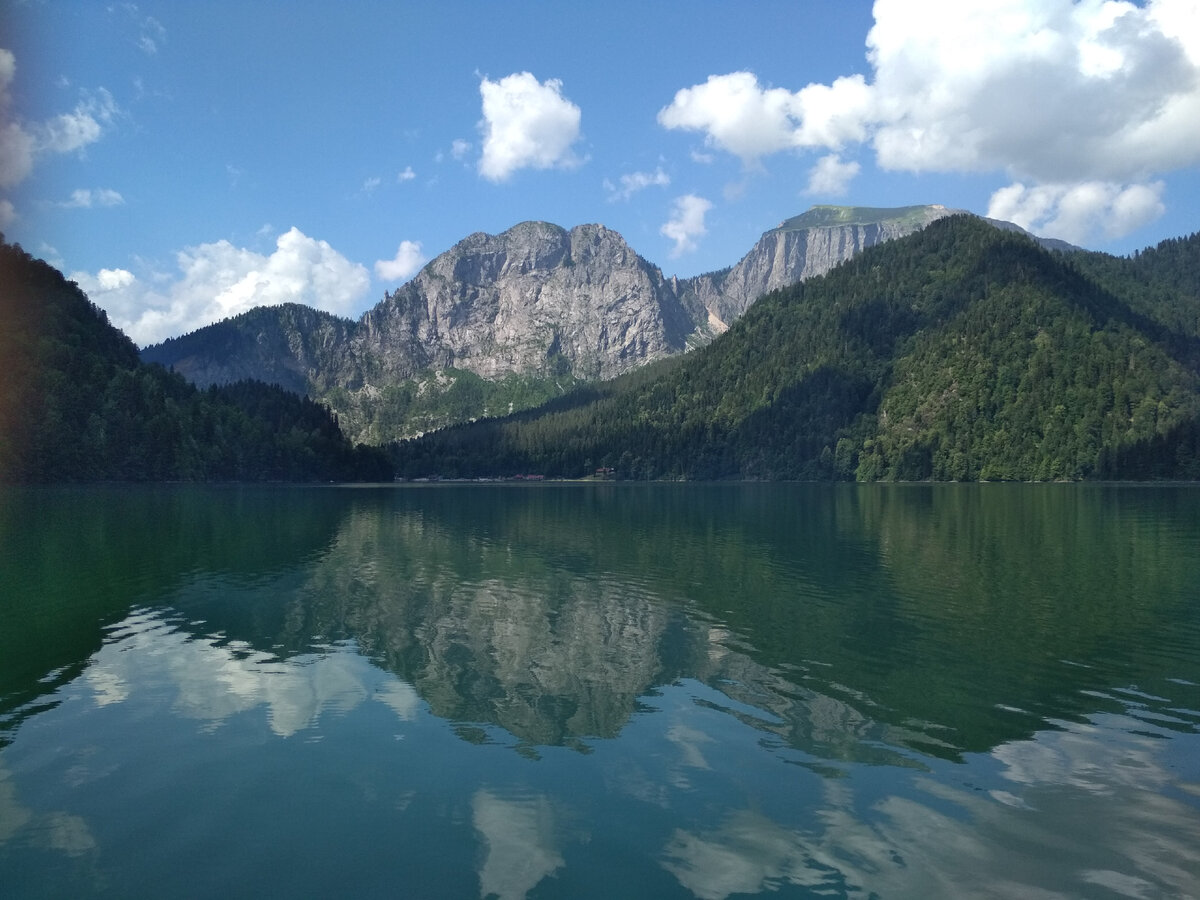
[142,205,1074,442]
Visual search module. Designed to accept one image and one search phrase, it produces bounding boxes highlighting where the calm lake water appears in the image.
[2,483,1199,899]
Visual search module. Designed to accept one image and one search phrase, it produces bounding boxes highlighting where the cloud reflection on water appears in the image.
[660,709,1200,898]
[0,759,97,862]
[472,788,564,900]
[75,593,1200,900]
[83,607,422,738]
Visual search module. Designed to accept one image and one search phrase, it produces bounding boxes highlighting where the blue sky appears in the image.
[2,1,1198,346]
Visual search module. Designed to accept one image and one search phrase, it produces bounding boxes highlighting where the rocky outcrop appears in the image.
[354,221,693,382]
[678,205,958,329]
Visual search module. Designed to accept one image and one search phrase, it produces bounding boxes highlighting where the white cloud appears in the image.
[361,176,382,194]
[605,166,670,202]
[477,72,583,182]
[72,227,371,346]
[374,240,426,282]
[657,71,871,167]
[658,72,803,165]
[0,50,117,188]
[0,50,35,188]
[450,138,471,161]
[59,188,125,209]
[805,155,860,195]
[397,166,416,182]
[659,0,1200,241]
[661,194,713,257]
[95,267,136,291]
[0,199,15,228]
[35,88,117,155]
[863,0,1200,183]
[987,180,1165,244]
[0,120,35,188]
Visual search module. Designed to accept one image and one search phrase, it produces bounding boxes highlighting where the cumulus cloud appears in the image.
[0,49,117,190]
[988,180,1166,244]
[863,0,1200,182]
[657,71,871,167]
[0,198,14,228]
[72,227,371,346]
[805,155,860,195]
[605,166,670,202]
[477,72,583,182]
[661,194,713,257]
[659,0,1200,242]
[59,188,125,209]
[450,138,471,161]
[397,166,416,182]
[374,240,426,282]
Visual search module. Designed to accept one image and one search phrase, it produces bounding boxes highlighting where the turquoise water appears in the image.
[2,483,1199,898]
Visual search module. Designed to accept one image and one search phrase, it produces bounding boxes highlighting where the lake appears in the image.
[2,483,1199,898]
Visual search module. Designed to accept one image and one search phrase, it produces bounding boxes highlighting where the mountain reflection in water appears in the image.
[1,483,1198,898]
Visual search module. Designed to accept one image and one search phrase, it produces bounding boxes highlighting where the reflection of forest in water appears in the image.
[4,484,1199,760]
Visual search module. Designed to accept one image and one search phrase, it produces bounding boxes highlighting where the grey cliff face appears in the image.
[679,213,954,330]
[355,221,690,382]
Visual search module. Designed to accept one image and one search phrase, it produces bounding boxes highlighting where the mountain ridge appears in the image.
[142,205,1075,442]
[391,216,1200,482]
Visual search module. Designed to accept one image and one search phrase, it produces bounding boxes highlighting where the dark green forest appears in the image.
[0,240,392,483]
[393,216,1200,481]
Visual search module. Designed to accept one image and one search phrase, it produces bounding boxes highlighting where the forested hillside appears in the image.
[0,241,392,483]
[393,217,1200,481]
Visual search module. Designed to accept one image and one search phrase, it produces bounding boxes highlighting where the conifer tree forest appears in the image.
[0,240,391,483]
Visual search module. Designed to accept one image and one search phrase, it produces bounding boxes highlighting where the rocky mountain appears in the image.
[394,217,1200,482]
[355,221,694,382]
[142,205,1058,442]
